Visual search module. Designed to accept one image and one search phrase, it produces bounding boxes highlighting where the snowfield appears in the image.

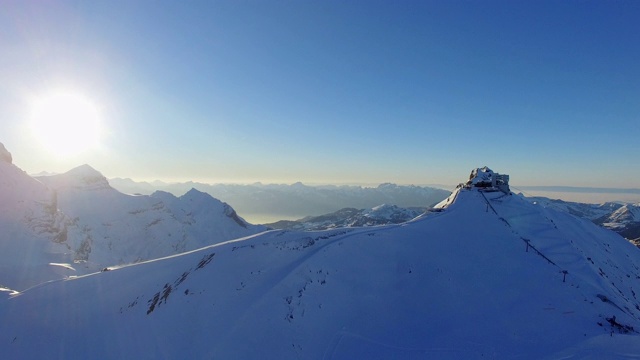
[2,179,640,358]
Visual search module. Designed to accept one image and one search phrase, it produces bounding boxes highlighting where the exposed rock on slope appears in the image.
[0,142,12,163]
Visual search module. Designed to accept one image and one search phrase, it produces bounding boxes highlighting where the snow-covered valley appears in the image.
[2,162,640,358]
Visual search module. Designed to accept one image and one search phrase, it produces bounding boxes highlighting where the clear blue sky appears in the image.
[1,0,638,188]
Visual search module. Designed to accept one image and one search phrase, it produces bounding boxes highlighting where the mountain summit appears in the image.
[37,163,112,191]
[2,167,640,358]
[465,166,510,193]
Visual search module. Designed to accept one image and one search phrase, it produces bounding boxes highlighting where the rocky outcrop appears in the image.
[0,142,12,164]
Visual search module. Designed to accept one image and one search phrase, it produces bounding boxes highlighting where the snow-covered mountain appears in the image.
[109,178,451,223]
[0,143,266,290]
[3,166,640,358]
[597,203,640,243]
[266,204,426,231]
[35,165,266,266]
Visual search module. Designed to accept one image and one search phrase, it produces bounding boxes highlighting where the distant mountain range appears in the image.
[109,178,451,223]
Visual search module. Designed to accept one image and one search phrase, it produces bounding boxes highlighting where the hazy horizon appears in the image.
[27,164,640,193]
[23,161,640,208]
[107,173,640,207]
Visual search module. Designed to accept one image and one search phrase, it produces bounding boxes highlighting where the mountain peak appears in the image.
[434,167,511,209]
[37,164,111,191]
[465,166,510,193]
[65,164,103,178]
[0,142,12,164]
[183,187,210,198]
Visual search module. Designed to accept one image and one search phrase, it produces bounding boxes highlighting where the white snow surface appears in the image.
[2,185,640,358]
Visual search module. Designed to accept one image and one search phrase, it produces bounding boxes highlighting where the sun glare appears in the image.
[30,91,102,157]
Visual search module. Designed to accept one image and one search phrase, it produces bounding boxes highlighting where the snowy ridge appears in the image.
[525,197,640,242]
[484,191,640,320]
[527,197,624,221]
[2,168,640,358]
[366,203,419,219]
[38,163,112,191]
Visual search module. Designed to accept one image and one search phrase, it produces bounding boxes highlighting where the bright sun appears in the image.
[30,91,102,157]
